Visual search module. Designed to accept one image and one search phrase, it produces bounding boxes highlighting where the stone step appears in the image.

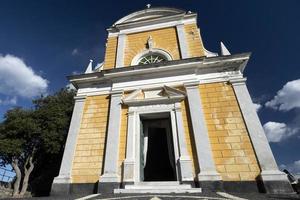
[132,181,180,186]
[125,184,191,190]
[114,188,202,194]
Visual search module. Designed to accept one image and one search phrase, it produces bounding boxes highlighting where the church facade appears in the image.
[51,7,293,195]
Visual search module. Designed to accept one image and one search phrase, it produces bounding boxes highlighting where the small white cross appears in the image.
[146,4,151,9]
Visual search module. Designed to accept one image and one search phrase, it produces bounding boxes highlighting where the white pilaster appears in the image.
[173,102,194,181]
[184,82,221,181]
[52,96,86,184]
[230,79,288,182]
[176,24,189,59]
[100,90,123,182]
[116,34,126,68]
[123,108,135,182]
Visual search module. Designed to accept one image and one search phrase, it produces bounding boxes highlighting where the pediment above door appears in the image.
[122,86,185,106]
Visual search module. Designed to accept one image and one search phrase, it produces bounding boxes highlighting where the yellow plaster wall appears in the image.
[103,37,118,70]
[71,95,110,183]
[118,105,128,177]
[184,23,205,57]
[181,99,199,176]
[199,82,260,181]
[124,27,181,66]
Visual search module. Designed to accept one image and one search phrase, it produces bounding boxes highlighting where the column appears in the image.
[184,82,221,182]
[173,102,194,182]
[176,24,189,59]
[123,108,135,183]
[99,90,123,192]
[51,96,86,195]
[231,78,293,193]
[115,34,126,68]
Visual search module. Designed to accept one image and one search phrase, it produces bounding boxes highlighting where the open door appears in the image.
[140,117,177,181]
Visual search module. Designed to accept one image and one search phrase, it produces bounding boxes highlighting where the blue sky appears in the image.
[0,1,299,174]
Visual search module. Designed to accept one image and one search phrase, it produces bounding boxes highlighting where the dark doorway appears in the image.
[142,119,176,181]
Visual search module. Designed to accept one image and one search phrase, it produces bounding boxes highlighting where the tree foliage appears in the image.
[0,89,75,197]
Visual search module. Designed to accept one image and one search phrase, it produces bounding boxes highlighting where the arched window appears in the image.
[131,49,172,66]
[138,53,167,65]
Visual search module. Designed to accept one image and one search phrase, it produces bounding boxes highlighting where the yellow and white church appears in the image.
[51,6,293,195]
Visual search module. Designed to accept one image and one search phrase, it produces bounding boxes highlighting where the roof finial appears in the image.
[146,4,151,9]
[85,59,93,74]
[220,42,231,56]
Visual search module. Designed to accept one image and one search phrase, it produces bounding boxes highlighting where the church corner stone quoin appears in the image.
[51,6,294,195]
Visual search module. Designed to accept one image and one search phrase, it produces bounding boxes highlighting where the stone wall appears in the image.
[102,23,207,69]
[184,23,205,57]
[124,27,180,66]
[118,105,128,177]
[199,82,260,181]
[181,99,199,176]
[71,95,110,183]
[103,37,118,69]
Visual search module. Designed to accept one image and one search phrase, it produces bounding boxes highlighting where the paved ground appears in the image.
[2,192,299,200]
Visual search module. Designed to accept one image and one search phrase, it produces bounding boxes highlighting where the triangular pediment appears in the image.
[122,86,185,106]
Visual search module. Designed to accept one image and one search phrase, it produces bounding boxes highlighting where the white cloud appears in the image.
[280,160,300,174]
[253,103,262,112]
[263,121,298,142]
[72,71,80,75]
[265,79,300,111]
[71,48,79,56]
[0,96,17,105]
[0,54,48,98]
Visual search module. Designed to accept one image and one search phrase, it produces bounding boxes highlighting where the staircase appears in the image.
[114,181,202,194]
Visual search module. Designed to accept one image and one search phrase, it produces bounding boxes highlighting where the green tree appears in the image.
[0,89,75,197]
[30,89,75,196]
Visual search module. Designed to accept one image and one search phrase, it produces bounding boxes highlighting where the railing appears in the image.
[0,167,15,183]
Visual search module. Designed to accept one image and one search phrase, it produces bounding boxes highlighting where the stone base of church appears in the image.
[261,180,295,194]
[222,181,259,193]
[198,181,223,192]
[98,182,120,194]
[51,183,71,196]
[51,180,295,196]
[51,182,98,196]
[51,176,71,196]
[199,180,294,194]
[259,170,295,193]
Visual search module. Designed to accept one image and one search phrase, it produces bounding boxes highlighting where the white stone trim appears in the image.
[116,34,126,68]
[123,109,136,182]
[230,79,289,182]
[122,87,185,106]
[70,53,250,91]
[113,7,186,25]
[176,24,189,59]
[184,82,221,181]
[100,91,123,182]
[53,96,86,183]
[123,103,194,183]
[75,72,244,98]
[131,48,173,66]
[134,106,179,182]
[108,18,197,37]
[173,102,194,181]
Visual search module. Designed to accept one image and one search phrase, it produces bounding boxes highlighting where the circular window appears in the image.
[138,53,167,65]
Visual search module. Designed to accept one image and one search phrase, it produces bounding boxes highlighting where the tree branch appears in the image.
[20,149,36,196]
[11,158,21,197]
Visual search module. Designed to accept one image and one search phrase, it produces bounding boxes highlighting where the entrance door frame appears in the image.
[140,113,178,182]
[133,104,180,183]
[122,95,195,185]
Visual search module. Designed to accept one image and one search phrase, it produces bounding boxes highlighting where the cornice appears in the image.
[68,53,251,89]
